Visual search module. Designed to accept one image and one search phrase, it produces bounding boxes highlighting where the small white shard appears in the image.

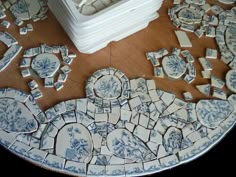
[201,70,211,79]
[206,48,217,59]
[154,67,164,78]
[212,88,227,100]
[184,74,195,84]
[206,26,216,38]
[19,58,31,68]
[19,27,28,35]
[26,24,33,31]
[95,113,108,122]
[198,57,213,70]
[182,124,195,138]
[28,80,38,90]
[21,68,31,77]
[125,122,135,132]
[57,73,68,83]
[201,3,211,12]
[183,92,193,101]
[157,145,168,159]
[146,80,156,90]
[161,92,175,106]
[139,114,149,128]
[149,90,160,102]
[133,125,150,142]
[15,18,23,26]
[147,142,159,155]
[0,20,10,28]
[44,77,54,88]
[31,89,43,99]
[54,82,64,91]
[194,29,204,38]
[196,84,211,96]
[187,131,202,143]
[211,75,225,89]
[129,96,142,109]
[120,109,132,122]
[175,30,192,47]
[150,129,163,144]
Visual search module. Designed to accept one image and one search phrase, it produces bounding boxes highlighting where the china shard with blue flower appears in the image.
[163,127,182,154]
[107,129,155,161]
[56,123,93,163]
[94,75,122,99]
[226,70,236,93]
[162,55,187,79]
[0,98,38,133]
[196,100,233,128]
[225,25,236,56]
[31,53,60,78]
[178,8,202,25]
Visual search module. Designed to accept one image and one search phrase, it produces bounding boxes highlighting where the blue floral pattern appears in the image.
[162,55,187,79]
[196,100,233,128]
[178,8,202,24]
[164,127,182,154]
[31,53,60,78]
[107,129,155,161]
[56,124,93,163]
[94,75,122,99]
[0,98,38,133]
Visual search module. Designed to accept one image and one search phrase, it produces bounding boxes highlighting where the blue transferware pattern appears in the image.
[196,100,233,128]
[56,124,93,163]
[0,98,38,133]
[94,75,122,99]
[107,129,155,161]
[31,53,60,78]
[163,127,182,154]
[162,55,187,79]
[178,8,202,24]
[10,0,30,20]
[225,25,236,56]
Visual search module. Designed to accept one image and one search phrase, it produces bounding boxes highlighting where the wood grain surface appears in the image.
[0,0,235,177]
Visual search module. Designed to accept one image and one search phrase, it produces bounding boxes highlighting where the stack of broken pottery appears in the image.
[48,0,164,54]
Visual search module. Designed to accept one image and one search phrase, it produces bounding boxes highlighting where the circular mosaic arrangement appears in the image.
[1,66,236,176]
[0,1,236,177]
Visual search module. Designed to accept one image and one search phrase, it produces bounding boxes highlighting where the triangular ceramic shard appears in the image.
[0,98,38,133]
[196,100,233,128]
[107,129,156,161]
[196,84,211,96]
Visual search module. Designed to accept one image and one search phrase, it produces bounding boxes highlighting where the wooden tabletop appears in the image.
[0,0,235,177]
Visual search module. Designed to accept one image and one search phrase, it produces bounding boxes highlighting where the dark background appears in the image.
[0,128,235,177]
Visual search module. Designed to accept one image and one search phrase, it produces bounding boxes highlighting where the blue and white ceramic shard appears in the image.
[56,123,93,163]
[196,100,233,128]
[178,8,202,24]
[31,53,60,78]
[226,70,236,93]
[0,98,38,133]
[162,55,187,79]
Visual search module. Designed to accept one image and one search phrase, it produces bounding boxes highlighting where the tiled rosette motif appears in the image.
[72,0,121,16]
[168,0,223,38]
[0,31,22,72]
[146,48,197,84]
[1,67,236,176]
[20,45,75,98]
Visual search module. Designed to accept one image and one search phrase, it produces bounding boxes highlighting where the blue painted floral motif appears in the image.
[56,124,93,163]
[163,127,182,154]
[10,0,29,18]
[31,53,60,78]
[226,25,236,56]
[196,100,233,128]
[178,8,202,24]
[94,75,122,99]
[0,98,38,133]
[107,129,155,161]
[162,55,187,79]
